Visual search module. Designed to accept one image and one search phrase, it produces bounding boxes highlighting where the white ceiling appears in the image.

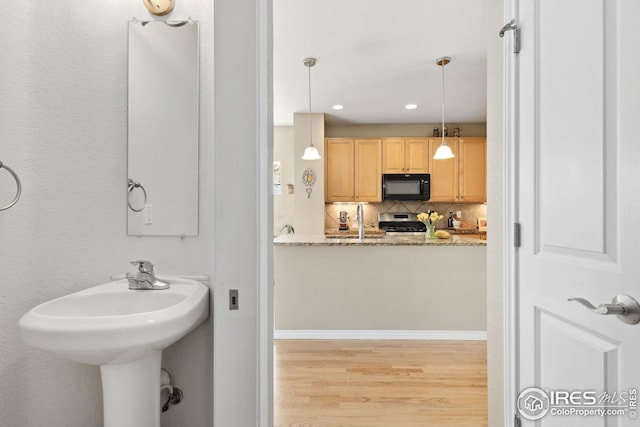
[273,0,488,126]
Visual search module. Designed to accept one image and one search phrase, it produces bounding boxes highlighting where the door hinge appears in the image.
[499,19,520,54]
[514,222,521,248]
[514,413,522,427]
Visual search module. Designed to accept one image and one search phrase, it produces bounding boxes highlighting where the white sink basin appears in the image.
[19,276,209,365]
[19,276,209,427]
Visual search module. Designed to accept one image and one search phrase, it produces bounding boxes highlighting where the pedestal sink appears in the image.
[19,276,209,427]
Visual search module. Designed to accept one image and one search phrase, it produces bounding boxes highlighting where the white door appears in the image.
[514,0,640,425]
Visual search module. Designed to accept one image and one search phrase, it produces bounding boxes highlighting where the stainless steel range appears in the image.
[377,212,427,232]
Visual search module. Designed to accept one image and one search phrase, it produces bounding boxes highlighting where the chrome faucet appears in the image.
[126,260,170,290]
[356,203,365,240]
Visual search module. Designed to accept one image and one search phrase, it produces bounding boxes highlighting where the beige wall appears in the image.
[273,114,326,237]
[325,122,487,138]
[293,113,325,236]
[273,126,295,235]
[275,245,486,331]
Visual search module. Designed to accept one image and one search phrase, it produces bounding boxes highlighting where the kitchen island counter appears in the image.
[274,233,486,246]
[274,236,486,333]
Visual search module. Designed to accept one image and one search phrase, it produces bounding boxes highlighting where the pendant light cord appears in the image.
[433,56,453,160]
[301,57,320,160]
[441,60,445,146]
[307,61,313,148]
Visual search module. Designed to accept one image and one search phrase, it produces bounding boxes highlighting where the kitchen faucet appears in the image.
[356,203,365,240]
[126,260,170,290]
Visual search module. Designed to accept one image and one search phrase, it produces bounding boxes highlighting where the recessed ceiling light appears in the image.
[405,104,418,110]
[332,104,344,111]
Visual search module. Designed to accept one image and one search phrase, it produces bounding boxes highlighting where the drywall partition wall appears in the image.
[274,126,295,235]
[213,0,273,426]
[0,2,214,427]
[293,112,325,236]
[274,245,487,332]
[486,0,505,425]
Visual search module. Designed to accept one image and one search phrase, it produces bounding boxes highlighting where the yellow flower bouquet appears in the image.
[417,211,443,239]
[417,211,443,225]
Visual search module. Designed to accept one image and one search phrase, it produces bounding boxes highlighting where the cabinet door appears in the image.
[428,138,459,201]
[325,139,354,202]
[382,138,405,173]
[354,139,382,202]
[404,138,429,173]
[459,137,486,202]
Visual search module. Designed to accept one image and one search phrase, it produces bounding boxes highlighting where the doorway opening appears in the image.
[270,0,503,425]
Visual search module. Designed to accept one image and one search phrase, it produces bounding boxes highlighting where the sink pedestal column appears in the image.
[100,351,162,427]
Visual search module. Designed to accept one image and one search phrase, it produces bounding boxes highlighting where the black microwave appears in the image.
[382,174,430,201]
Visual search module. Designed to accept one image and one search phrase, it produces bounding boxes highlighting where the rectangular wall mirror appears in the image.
[127,20,199,236]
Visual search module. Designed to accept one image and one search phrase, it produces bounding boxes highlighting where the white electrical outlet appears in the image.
[456,210,462,218]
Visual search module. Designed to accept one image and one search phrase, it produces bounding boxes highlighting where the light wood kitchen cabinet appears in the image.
[382,138,404,173]
[458,137,486,202]
[354,139,382,201]
[382,138,429,173]
[428,138,459,201]
[325,138,382,202]
[325,139,354,202]
[428,137,486,202]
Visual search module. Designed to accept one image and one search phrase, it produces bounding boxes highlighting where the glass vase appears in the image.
[425,223,436,239]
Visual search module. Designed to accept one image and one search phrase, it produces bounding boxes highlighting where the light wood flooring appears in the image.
[274,340,487,427]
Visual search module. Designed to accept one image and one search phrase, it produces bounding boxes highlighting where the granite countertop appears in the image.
[274,233,487,247]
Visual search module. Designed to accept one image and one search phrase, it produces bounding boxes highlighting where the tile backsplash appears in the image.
[325,201,487,230]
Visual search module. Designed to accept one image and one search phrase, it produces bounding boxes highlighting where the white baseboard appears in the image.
[274,330,487,341]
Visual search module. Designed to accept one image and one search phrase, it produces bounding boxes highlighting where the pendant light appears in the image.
[301,57,321,160]
[433,56,455,160]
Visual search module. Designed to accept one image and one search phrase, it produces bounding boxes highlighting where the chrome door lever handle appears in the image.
[568,298,625,315]
[568,295,640,325]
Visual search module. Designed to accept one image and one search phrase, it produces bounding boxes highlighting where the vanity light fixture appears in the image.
[332,104,344,111]
[433,56,455,160]
[302,57,321,160]
[405,103,418,110]
[143,0,174,16]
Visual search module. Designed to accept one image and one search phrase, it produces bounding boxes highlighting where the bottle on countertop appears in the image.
[447,210,454,228]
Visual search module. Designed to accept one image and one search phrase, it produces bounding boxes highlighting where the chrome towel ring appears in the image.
[127,178,148,212]
[0,161,22,211]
